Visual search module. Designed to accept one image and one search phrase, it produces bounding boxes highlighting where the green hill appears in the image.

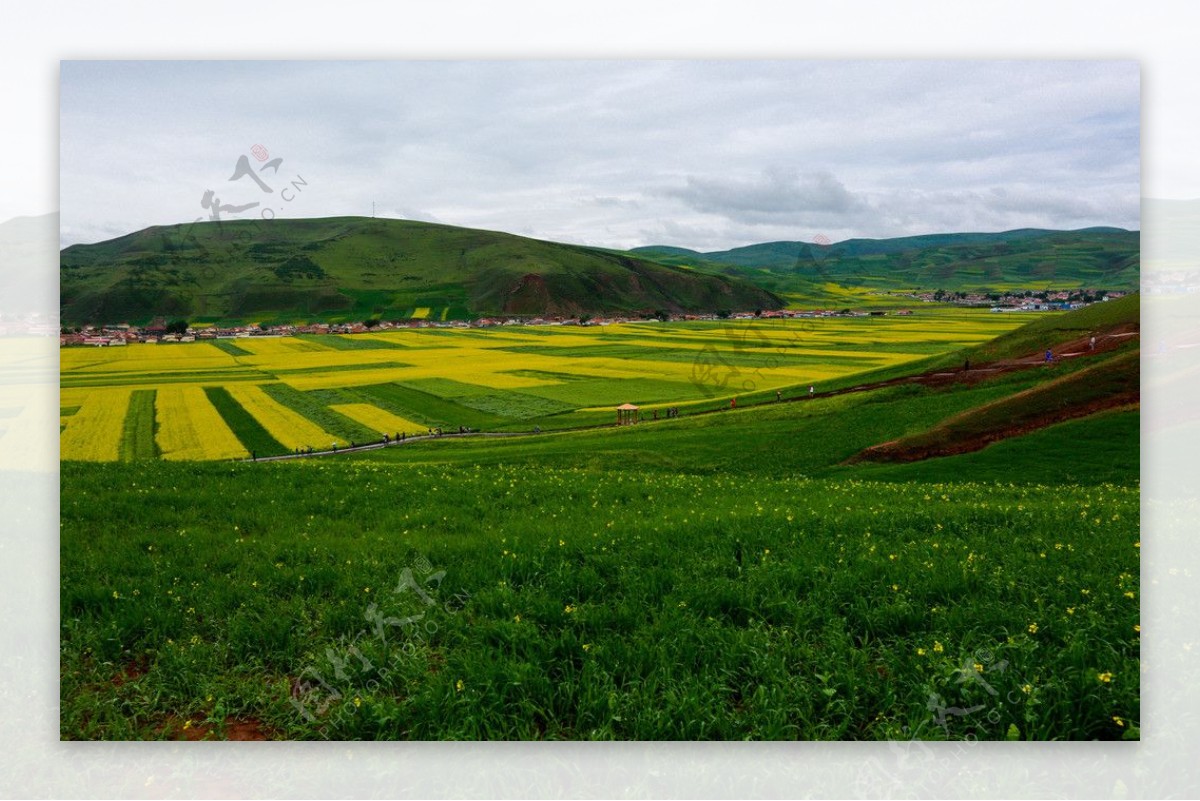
[632,228,1139,297]
[59,217,784,325]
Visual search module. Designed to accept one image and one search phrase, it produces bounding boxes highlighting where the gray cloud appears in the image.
[665,169,869,221]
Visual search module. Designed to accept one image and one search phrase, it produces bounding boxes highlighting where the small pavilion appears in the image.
[616,403,640,426]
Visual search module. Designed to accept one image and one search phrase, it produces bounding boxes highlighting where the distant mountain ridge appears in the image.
[632,227,1139,295]
[59,216,784,325]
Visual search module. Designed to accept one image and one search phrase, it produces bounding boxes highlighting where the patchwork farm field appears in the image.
[60,311,1024,460]
[60,304,1140,741]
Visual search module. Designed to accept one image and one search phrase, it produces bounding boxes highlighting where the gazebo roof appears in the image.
[616,403,639,410]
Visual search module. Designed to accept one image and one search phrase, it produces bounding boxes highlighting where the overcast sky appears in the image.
[59,60,1139,251]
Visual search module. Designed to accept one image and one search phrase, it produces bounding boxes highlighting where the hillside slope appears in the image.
[633,228,1139,296]
[848,349,1139,463]
[60,217,783,325]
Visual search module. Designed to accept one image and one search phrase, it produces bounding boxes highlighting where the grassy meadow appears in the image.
[59,307,1140,740]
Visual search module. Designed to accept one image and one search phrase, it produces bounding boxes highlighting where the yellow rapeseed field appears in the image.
[227,337,336,357]
[224,384,342,450]
[59,388,131,461]
[155,386,247,461]
[60,343,240,375]
[328,403,427,437]
[60,313,1031,461]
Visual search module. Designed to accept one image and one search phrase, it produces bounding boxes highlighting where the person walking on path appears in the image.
[1045,349,1053,364]
[731,397,737,409]
[776,389,782,402]
[1090,336,1097,351]
[809,385,815,398]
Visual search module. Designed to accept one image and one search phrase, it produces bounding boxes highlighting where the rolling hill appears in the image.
[632,227,1139,297]
[59,217,784,325]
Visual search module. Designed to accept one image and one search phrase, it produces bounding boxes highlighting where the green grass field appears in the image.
[59,303,1140,740]
[60,415,1139,740]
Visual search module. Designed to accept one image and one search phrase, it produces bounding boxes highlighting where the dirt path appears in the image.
[248,430,535,462]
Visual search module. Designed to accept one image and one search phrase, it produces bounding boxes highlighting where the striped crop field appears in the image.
[59,388,131,461]
[328,403,429,437]
[118,389,159,461]
[154,387,248,461]
[203,387,288,458]
[59,311,1030,461]
[224,384,341,451]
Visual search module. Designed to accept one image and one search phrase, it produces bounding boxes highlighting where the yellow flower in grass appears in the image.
[456,679,464,693]
[1028,622,1039,634]
[564,604,576,614]
[917,648,926,656]
[1097,672,1113,683]
[933,641,944,654]
[1113,715,1125,727]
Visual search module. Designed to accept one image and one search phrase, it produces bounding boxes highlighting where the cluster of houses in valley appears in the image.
[878,288,1127,311]
[58,292,1128,347]
[59,309,906,346]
